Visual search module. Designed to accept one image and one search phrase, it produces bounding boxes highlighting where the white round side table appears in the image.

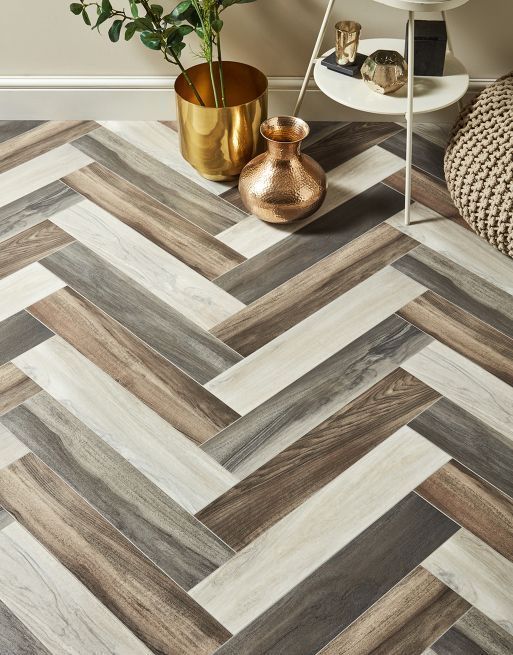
[294,0,470,224]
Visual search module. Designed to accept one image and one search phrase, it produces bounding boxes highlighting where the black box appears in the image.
[404,20,447,76]
[321,51,367,78]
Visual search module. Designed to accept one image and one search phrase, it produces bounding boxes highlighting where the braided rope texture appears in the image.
[445,72,513,258]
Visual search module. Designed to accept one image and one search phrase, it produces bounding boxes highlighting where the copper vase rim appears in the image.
[174,61,268,109]
[260,116,310,145]
[335,20,361,33]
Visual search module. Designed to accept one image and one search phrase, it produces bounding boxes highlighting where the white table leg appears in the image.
[293,0,337,117]
[443,10,464,112]
[405,10,415,226]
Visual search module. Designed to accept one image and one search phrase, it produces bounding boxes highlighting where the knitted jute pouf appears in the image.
[444,72,513,258]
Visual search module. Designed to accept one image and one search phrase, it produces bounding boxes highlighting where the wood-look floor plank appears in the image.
[197,369,440,550]
[0,144,92,209]
[42,242,242,385]
[0,363,40,416]
[0,424,29,469]
[0,121,97,174]
[451,607,513,655]
[72,127,246,235]
[0,120,45,144]
[207,266,425,414]
[215,146,405,258]
[429,625,488,655]
[0,520,154,654]
[0,180,79,244]
[404,340,513,443]
[63,163,245,280]
[14,336,237,513]
[0,220,74,279]
[215,183,405,305]
[0,506,12,530]
[212,223,417,355]
[28,287,239,444]
[424,529,513,636]
[203,314,431,478]
[318,567,469,655]
[388,203,513,296]
[202,493,458,653]
[0,454,232,655]
[0,597,52,655]
[0,263,64,322]
[50,199,244,330]
[1,392,234,590]
[0,311,52,365]
[394,244,513,339]
[380,129,445,180]
[191,426,450,632]
[398,291,513,387]
[416,460,513,563]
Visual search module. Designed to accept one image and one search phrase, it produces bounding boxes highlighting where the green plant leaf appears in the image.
[130,0,139,17]
[70,3,83,15]
[150,4,164,17]
[195,26,204,39]
[94,10,112,29]
[101,0,112,12]
[134,16,154,30]
[171,0,192,19]
[82,7,92,25]
[140,30,162,49]
[212,17,223,32]
[125,21,137,39]
[108,18,123,41]
[177,24,194,36]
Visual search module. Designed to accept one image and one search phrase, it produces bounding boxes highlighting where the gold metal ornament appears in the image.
[361,50,408,95]
[238,116,327,224]
[335,20,361,65]
[175,61,268,181]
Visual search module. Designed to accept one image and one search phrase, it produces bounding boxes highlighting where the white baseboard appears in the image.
[0,76,491,122]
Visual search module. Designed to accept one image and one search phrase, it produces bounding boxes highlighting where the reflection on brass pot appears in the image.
[175,61,268,181]
[361,50,408,94]
[335,20,361,65]
[238,116,327,224]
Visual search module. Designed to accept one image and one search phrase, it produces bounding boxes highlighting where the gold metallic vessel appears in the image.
[238,116,327,223]
[175,61,268,181]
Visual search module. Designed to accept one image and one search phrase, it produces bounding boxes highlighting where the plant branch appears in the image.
[166,47,206,106]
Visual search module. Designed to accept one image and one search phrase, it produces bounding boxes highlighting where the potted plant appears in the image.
[70,0,268,180]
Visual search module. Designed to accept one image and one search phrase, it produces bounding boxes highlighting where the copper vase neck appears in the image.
[261,116,309,160]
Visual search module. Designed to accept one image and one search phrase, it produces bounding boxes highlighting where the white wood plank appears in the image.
[387,203,513,296]
[0,521,152,655]
[0,263,65,321]
[50,199,244,330]
[215,146,405,257]
[14,336,238,513]
[190,426,450,632]
[403,340,513,441]
[424,529,513,636]
[0,425,29,470]
[99,121,235,196]
[0,144,92,208]
[206,266,425,414]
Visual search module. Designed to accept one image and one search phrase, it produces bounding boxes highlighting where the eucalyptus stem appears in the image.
[165,48,206,106]
[191,0,219,108]
[215,9,226,107]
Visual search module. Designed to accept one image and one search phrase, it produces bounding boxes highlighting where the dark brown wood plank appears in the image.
[398,290,513,387]
[380,130,445,181]
[0,598,52,655]
[212,223,417,355]
[0,121,98,174]
[213,494,458,655]
[430,624,487,654]
[28,287,239,444]
[0,363,40,416]
[0,311,53,366]
[0,453,231,655]
[198,369,439,549]
[1,392,234,589]
[63,162,245,280]
[416,460,513,563]
[0,220,74,279]
[446,607,513,655]
[318,567,470,655]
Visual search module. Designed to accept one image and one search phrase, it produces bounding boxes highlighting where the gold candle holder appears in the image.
[335,20,361,65]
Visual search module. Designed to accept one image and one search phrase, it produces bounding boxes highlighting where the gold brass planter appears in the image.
[175,61,268,181]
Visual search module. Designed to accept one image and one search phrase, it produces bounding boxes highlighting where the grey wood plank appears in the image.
[393,245,513,340]
[410,397,513,500]
[0,392,234,590]
[72,127,246,235]
[215,182,406,304]
[429,623,487,655]
[380,129,445,181]
[213,493,458,655]
[0,506,13,530]
[202,314,431,477]
[0,121,45,144]
[0,598,52,655]
[0,180,79,244]
[0,311,52,366]
[454,607,513,655]
[41,242,242,384]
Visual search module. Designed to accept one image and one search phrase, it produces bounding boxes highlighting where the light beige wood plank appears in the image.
[424,529,513,636]
[0,425,29,469]
[215,146,405,257]
[0,262,64,322]
[14,336,238,513]
[190,426,450,632]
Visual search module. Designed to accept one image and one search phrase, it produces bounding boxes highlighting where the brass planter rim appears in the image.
[174,61,268,109]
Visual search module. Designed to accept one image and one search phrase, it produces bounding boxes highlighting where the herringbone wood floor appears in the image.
[0,119,512,655]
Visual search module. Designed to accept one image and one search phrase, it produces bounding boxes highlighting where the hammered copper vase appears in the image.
[238,116,327,223]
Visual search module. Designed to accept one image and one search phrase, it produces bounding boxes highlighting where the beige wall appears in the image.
[1,0,512,79]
